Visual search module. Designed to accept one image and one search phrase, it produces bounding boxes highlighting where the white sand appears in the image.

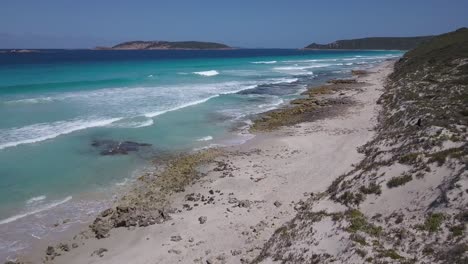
[38,61,394,264]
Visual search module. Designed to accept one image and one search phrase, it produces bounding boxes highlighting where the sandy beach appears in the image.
[17,61,395,264]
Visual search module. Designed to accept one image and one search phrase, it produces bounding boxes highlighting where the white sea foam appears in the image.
[143,96,220,118]
[25,196,46,205]
[0,77,301,150]
[109,118,154,128]
[4,97,55,105]
[31,234,41,239]
[0,196,72,225]
[251,61,277,64]
[0,118,121,150]
[193,143,224,151]
[193,70,219,77]
[115,178,130,186]
[273,66,315,76]
[258,98,284,109]
[196,136,213,141]
[274,63,332,74]
[283,58,338,63]
[269,77,298,84]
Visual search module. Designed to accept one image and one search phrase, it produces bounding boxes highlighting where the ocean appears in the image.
[0,49,403,260]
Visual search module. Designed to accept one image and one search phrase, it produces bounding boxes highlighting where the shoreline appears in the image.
[16,60,395,263]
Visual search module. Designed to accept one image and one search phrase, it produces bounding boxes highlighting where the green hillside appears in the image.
[305,36,433,50]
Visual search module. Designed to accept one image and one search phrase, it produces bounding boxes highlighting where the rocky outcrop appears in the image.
[90,206,171,238]
[91,139,151,155]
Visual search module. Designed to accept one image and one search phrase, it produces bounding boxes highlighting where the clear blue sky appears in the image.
[1,0,467,48]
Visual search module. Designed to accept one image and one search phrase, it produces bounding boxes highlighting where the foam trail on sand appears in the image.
[0,196,72,225]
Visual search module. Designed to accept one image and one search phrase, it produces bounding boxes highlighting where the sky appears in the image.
[1,0,468,49]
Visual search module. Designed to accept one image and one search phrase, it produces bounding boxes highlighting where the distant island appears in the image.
[95,41,232,50]
[304,36,433,50]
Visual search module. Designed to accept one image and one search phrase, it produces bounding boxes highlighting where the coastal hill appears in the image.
[96,41,231,50]
[256,28,468,263]
[304,35,433,50]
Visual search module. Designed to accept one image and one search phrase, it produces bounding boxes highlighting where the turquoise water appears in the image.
[0,49,403,259]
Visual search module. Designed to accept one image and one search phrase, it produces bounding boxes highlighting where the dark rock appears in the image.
[198,216,207,224]
[185,193,200,202]
[100,208,114,218]
[91,140,151,156]
[58,243,70,252]
[46,246,55,256]
[171,235,182,242]
[72,243,79,249]
[91,248,108,257]
[231,249,242,256]
[273,201,282,207]
[168,249,182,254]
[111,206,137,227]
[327,79,357,84]
[238,200,251,208]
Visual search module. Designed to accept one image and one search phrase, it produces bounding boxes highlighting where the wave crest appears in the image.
[0,196,72,225]
[196,136,213,141]
[4,97,55,105]
[26,195,47,205]
[0,118,121,150]
[251,61,277,64]
[193,70,219,77]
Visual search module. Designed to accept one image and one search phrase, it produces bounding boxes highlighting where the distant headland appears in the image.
[304,36,433,50]
[95,41,232,50]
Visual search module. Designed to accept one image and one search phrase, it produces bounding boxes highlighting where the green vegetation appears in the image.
[398,153,420,164]
[428,147,465,166]
[108,40,231,50]
[395,28,468,74]
[350,234,367,245]
[450,224,465,237]
[305,36,432,50]
[421,213,445,232]
[337,191,364,206]
[380,249,404,260]
[355,248,367,258]
[359,182,382,195]
[346,210,382,236]
[387,174,412,188]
